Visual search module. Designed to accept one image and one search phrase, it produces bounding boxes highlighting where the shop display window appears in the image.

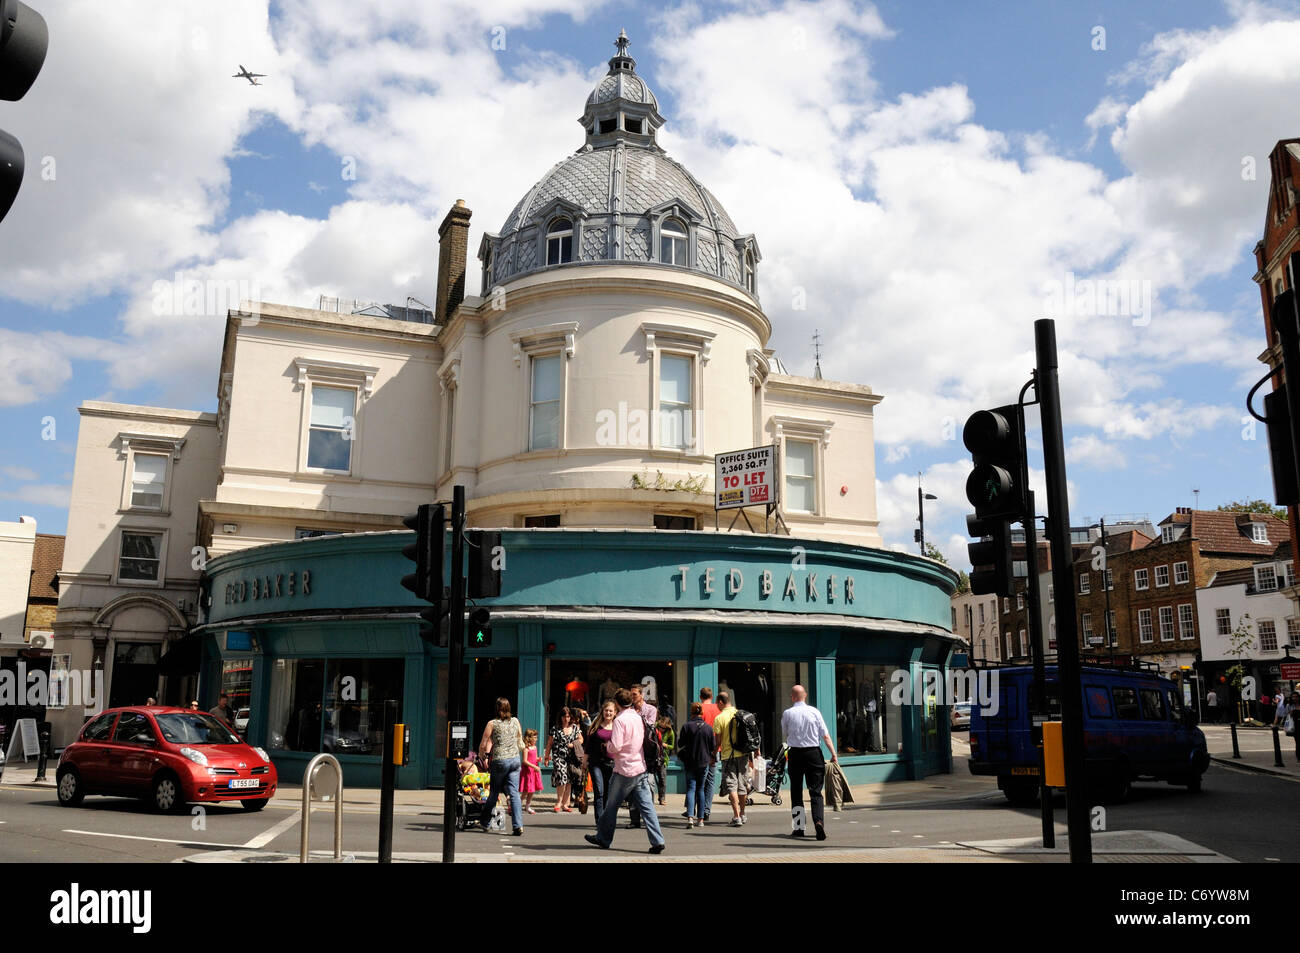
[267,657,404,756]
[834,663,901,756]
[544,659,684,735]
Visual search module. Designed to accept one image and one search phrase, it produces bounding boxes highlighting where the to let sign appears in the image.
[715,445,777,510]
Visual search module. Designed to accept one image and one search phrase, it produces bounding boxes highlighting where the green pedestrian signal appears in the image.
[469,607,492,647]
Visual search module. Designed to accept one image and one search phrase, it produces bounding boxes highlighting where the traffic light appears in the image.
[467,530,502,598]
[966,513,1015,597]
[468,607,492,647]
[401,503,445,647]
[963,403,1028,522]
[0,1,49,223]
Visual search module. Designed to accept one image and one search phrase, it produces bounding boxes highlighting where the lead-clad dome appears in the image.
[479,31,760,297]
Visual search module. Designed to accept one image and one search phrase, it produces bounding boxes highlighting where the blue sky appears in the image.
[0,0,1296,567]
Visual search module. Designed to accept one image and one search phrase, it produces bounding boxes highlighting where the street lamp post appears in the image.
[916,473,938,556]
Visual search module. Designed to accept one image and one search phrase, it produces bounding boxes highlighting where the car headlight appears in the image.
[254,747,270,763]
[180,746,208,766]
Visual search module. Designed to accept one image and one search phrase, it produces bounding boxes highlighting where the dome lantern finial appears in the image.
[615,28,629,57]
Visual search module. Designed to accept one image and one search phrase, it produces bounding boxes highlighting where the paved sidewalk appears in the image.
[1200,724,1300,780]
[0,752,1004,814]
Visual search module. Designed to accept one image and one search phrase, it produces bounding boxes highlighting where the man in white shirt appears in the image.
[780,685,837,841]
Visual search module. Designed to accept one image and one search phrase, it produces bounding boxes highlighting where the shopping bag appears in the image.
[751,756,766,792]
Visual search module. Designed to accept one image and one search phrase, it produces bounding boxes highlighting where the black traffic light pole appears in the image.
[442,485,467,864]
[1014,376,1053,847]
[1034,318,1092,863]
[1023,491,1054,849]
[378,698,398,863]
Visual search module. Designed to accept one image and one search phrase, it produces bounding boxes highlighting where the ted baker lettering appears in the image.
[677,566,854,604]
[224,569,312,605]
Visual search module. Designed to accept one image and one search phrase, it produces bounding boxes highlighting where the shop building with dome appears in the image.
[50,34,959,789]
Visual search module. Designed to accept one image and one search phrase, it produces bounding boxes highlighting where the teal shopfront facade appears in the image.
[197,529,961,791]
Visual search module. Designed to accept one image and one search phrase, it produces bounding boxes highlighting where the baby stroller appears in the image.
[454,764,493,831]
[745,745,789,806]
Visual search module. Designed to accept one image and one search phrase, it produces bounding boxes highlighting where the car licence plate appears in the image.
[1010,767,1040,776]
[228,778,259,789]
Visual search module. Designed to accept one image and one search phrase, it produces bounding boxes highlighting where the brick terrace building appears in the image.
[24,533,63,643]
[1253,138,1300,616]
[952,588,1001,663]
[1072,508,1289,681]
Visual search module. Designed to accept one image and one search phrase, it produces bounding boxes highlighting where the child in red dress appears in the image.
[520,729,543,813]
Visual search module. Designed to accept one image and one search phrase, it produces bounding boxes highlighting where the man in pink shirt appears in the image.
[585,688,665,853]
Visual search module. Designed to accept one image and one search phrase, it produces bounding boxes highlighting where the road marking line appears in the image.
[244,808,308,849]
[62,829,250,849]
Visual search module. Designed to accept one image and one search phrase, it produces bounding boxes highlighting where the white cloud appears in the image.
[0,483,71,507]
[1067,434,1127,471]
[0,0,1284,513]
[0,466,38,481]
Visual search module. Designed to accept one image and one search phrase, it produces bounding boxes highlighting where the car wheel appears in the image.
[56,767,85,807]
[151,772,184,814]
[242,798,268,812]
[1185,774,1203,794]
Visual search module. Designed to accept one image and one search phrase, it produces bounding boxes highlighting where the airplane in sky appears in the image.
[232,65,266,86]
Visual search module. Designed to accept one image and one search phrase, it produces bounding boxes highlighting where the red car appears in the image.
[56,705,277,813]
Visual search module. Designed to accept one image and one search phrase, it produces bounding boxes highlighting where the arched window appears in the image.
[660,219,687,266]
[547,219,573,266]
[743,250,756,292]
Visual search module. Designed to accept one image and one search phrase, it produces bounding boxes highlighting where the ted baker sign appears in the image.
[675,565,855,605]
[715,445,776,510]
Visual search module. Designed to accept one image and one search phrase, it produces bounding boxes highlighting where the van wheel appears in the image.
[1105,773,1131,804]
[1003,780,1039,807]
[1185,774,1203,793]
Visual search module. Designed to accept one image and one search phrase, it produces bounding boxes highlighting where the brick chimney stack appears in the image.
[435,199,472,325]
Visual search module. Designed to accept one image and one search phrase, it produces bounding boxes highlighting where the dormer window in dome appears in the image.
[547,218,574,266]
[660,219,688,266]
[743,250,756,293]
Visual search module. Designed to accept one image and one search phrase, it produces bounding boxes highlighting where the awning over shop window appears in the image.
[157,635,202,676]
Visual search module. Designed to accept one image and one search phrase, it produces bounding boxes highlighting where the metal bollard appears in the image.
[1273,724,1285,768]
[1230,721,1241,759]
[300,754,344,863]
[33,723,51,782]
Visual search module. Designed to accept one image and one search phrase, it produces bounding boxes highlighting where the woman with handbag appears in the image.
[583,700,617,824]
[543,706,583,812]
[477,697,526,836]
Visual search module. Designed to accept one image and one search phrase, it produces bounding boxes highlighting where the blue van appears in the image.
[968,664,1209,805]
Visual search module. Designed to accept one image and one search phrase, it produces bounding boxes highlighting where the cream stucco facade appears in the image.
[49,403,219,744]
[0,517,37,651]
[50,33,891,747]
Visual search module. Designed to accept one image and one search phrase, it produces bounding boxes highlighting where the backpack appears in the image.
[641,716,664,771]
[730,709,761,754]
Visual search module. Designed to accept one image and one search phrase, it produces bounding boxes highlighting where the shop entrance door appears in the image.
[471,658,518,738]
[108,642,160,708]
[718,662,801,758]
